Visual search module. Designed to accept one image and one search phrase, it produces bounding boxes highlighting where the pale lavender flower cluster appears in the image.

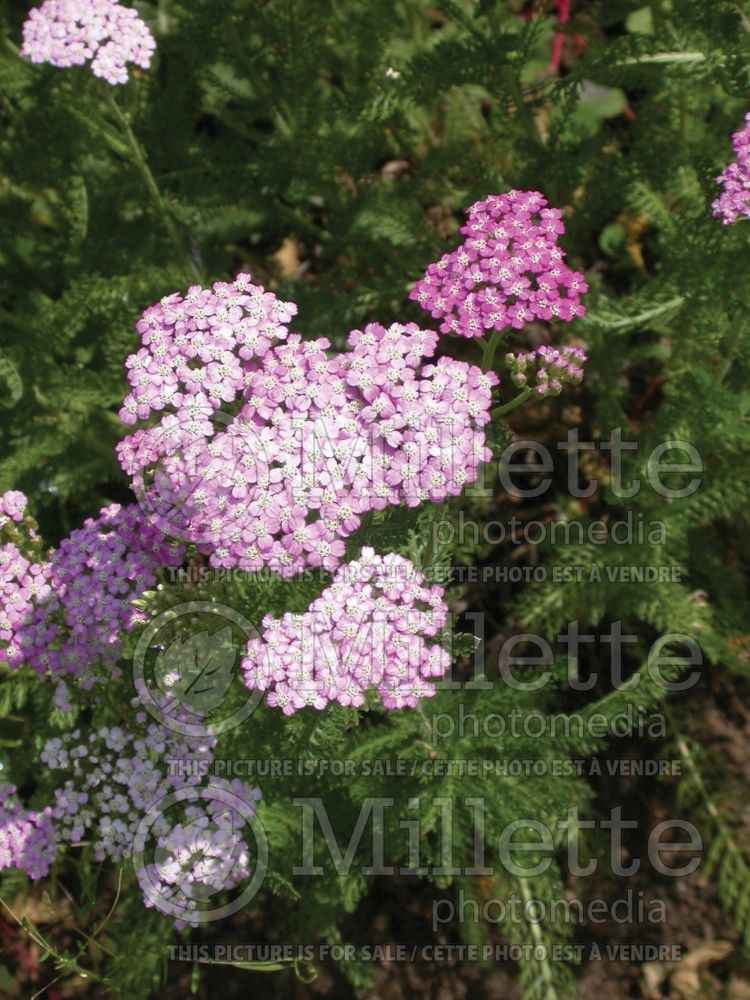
[139,784,253,927]
[410,189,588,338]
[117,278,497,577]
[242,547,451,713]
[1,503,183,677]
[42,715,212,860]
[0,784,57,880]
[21,0,155,86]
[42,716,260,855]
[506,344,587,398]
[42,714,260,924]
[712,114,750,225]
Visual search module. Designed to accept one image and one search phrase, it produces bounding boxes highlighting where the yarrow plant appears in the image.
[409,189,588,338]
[20,0,156,86]
[0,184,590,947]
[116,278,497,577]
[116,273,296,428]
[506,344,587,398]
[712,113,750,225]
[0,497,183,679]
[0,178,586,952]
[241,548,450,713]
[6,0,750,992]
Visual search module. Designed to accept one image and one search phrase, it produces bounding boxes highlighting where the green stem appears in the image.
[649,1,665,34]
[595,295,684,331]
[104,91,201,282]
[293,702,334,752]
[668,714,727,835]
[0,898,104,986]
[518,878,559,1000]
[492,387,533,417]
[3,36,20,58]
[196,957,297,972]
[482,7,541,145]
[480,330,502,372]
[617,51,705,65]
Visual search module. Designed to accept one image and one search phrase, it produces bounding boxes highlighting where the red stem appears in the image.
[550,0,570,73]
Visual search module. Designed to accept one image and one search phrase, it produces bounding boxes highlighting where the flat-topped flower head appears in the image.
[410,190,588,338]
[713,113,750,225]
[41,715,260,924]
[242,550,451,713]
[21,0,156,85]
[506,344,587,398]
[43,718,209,862]
[118,276,497,577]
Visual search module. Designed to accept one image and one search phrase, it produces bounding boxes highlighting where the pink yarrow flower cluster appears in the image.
[21,0,155,86]
[117,277,497,577]
[1,502,183,677]
[0,784,57,880]
[242,548,451,713]
[506,344,587,397]
[117,273,295,429]
[0,490,28,526]
[712,113,750,225]
[410,189,587,337]
[0,541,53,668]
